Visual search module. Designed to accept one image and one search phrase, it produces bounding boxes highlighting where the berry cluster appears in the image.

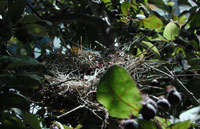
[122,88,182,129]
[141,89,182,120]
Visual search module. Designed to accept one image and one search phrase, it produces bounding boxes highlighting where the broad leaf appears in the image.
[0,72,42,89]
[0,93,30,111]
[163,22,179,41]
[20,15,40,23]
[97,65,142,118]
[179,106,200,123]
[148,0,170,12]
[167,120,190,129]
[141,41,160,57]
[22,113,41,129]
[0,56,40,69]
[102,0,111,4]
[121,1,131,16]
[138,119,157,129]
[143,15,163,31]
[25,24,47,37]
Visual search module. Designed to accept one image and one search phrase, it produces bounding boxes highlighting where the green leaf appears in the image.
[143,15,163,31]
[15,72,42,89]
[25,24,47,37]
[0,93,30,111]
[102,0,111,4]
[0,72,42,89]
[163,22,179,41]
[20,15,40,23]
[96,65,142,118]
[179,106,200,123]
[7,0,27,23]
[22,113,41,129]
[187,13,200,30]
[141,41,160,57]
[0,56,40,69]
[1,112,26,129]
[148,0,170,12]
[167,120,191,129]
[138,119,157,129]
[121,1,131,16]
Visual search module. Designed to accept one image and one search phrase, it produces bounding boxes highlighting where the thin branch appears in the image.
[146,64,199,105]
[56,104,85,119]
[164,67,199,105]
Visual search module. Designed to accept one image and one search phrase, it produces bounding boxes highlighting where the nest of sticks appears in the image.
[33,48,169,128]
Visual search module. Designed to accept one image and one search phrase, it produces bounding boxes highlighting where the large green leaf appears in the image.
[0,72,42,89]
[7,0,27,23]
[141,41,160,57]
[25,24,47,37]
[167,121,190,129]
[138,119,157,129]
[0,56,40,69]
[148,0,170,12]
[22,113,41,129]
[20,15,40,23]
[163,22,180,41]
[0,93,30,111]
[179,106,200,123]
[143,15,163,31]
[96,65,142,118]
[121,1,131,16]
[101,0,111,4]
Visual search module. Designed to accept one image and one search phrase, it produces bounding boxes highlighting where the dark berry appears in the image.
[157,98,170,111]
[141,103,157,120]
[122,119,138,129]
[167,90,182,106]
[146,98,157,110]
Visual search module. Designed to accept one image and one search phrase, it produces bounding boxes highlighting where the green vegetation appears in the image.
[1,0,200,129]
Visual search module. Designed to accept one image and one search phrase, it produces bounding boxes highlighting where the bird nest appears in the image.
[34,49,168,128]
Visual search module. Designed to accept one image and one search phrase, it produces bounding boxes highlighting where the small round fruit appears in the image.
[146,98,157,110]
[157,98,170,111]
[141,103,157,120]
[122,119,138,129]
[167,90,182,106]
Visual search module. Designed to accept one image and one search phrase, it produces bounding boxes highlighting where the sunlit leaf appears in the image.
[102,0,111,4]
[25,24,47,37]
[167,120,190,129]
[97,65,142,118]
[141,41,160,57]
[163,22,179,41]
[148,0,170,12]
[143,15,163,31]
[121,1,131,16]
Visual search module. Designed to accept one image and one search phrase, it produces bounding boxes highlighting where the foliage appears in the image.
[1,0,200,128]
